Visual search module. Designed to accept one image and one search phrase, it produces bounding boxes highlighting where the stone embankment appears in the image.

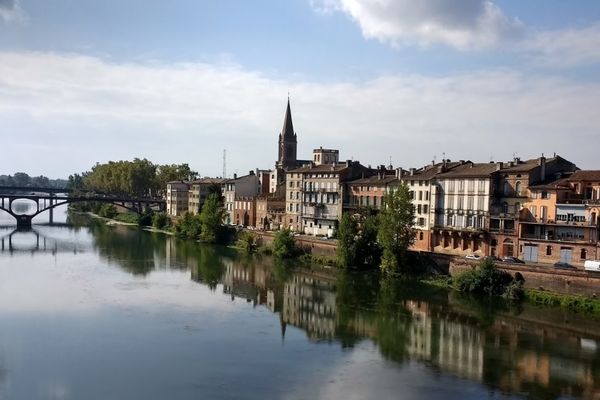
[450,260,600,297]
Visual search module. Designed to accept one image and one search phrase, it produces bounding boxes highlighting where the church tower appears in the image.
[276,98,298,170]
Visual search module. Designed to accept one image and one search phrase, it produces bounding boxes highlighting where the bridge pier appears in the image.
[16,215,33,228]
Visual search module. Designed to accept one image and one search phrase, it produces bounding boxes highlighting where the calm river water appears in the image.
[0,205,599,399]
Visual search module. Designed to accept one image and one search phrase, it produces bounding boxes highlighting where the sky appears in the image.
[0,0,599,178]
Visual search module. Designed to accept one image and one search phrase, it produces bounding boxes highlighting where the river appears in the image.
[0,205,599,399]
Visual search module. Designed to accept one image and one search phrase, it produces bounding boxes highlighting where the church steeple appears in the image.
[281,97,295,140]
[277,97,298,170]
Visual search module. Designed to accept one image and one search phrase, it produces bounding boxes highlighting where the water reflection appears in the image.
[2,224,600,399]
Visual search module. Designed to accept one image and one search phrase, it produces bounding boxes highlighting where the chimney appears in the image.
[346,160,351,167]
[410,168,416,176]
[495,162,503,171]
[249,170,255,175]
[233,173,237,179]
[539,155,546,181]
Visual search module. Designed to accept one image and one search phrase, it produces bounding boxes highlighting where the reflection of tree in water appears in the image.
[188,244,230,290]
[89,224,166,275]
[334,272,413,362]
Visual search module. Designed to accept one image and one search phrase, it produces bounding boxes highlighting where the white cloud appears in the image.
[0,51,599,179]
[310,0,522,49]
[0,0,25,23]
[522,23,600,68]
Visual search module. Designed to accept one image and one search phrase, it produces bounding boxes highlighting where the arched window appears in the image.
[514,202,521,214]
[515,181,522,196]
[503,181,510,196]
[502,202,509,213]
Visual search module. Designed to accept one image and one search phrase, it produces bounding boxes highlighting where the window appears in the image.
[477,196,484,210]
[468,180,475,192]
[546,245,552,256]
[423,205,428,214]
[541,191,549,199]
[502,202,509,213]
[458,180,464,191]
[425,191,429,201]
[373,197,378,208]
[418,218,426,226]
[514,202,521,214]
[419,232,424,240]
[530,205,537,217]
[467,196,474,210]
[409,191,414,199]
[417,204,422,214]
[448,180,455,191]
[478,180,486,192]
[581,249,587,260]
[457,196,464,210]
[515,181,522,196]
[503,181,510,196]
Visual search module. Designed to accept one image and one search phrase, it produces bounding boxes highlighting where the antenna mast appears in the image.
[223,149,227,179]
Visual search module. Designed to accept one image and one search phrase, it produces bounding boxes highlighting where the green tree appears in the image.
[199,193,228,244]
[377,183,415,275]
[272,228,298,258]
[156,163,198,192]
[152,212,170,229]
[174,212,202,240]
[337,213,358,268]
[236,231,258,253]
[454,258,521,299]
[355,214,381,267]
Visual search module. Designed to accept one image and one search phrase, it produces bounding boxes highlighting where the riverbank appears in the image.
[76,211,174,236]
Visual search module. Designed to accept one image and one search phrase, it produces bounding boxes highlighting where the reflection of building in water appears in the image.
[405,301,432,361]
[283,273,337,341]
[488,321,599,397]
[436,318,484,381]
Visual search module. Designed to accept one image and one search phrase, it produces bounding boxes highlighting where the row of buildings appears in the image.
[166,99,600,267]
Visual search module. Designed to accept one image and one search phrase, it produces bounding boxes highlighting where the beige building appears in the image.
[286,160,373,236]
[166,181,190,217]
[188,178,226,215]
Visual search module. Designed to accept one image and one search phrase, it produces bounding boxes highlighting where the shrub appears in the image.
[454,258,516,298]
[272,229,298,258]
[236,231,258,253]
[115,213,140,224]
[97,203,118,219]
[152,212,170,229]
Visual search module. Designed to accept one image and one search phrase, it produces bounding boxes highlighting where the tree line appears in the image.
[68,158,198,197]
[0,173,68,188]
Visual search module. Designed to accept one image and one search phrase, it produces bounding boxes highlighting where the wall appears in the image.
[450,260,600,297]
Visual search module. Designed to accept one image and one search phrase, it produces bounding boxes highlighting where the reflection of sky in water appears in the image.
[0,226,598,399]
[0,200,69,226]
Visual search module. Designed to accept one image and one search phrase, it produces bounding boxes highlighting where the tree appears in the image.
[355,214,381,267]
[377,183,416,275]
[272,228,298,258]
[156,163,198,192]
[337,213,358,268]
[199,193,228,244]
[152,212,170,229]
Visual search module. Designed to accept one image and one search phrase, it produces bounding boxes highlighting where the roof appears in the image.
[167,180,189,185]
[436,162,499,179]
[400,161,463,181]
[528,177,572,191]
[348,174,399,186]
[568,170,600,182]
[189,177,226,185]
[288,163,353,174]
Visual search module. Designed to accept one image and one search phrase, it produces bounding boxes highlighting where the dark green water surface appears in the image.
[0,216,599,399]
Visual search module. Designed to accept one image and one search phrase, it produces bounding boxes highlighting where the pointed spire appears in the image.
[281,97,295,139]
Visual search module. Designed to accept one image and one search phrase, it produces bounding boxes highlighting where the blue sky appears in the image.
[1,0,599,177]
